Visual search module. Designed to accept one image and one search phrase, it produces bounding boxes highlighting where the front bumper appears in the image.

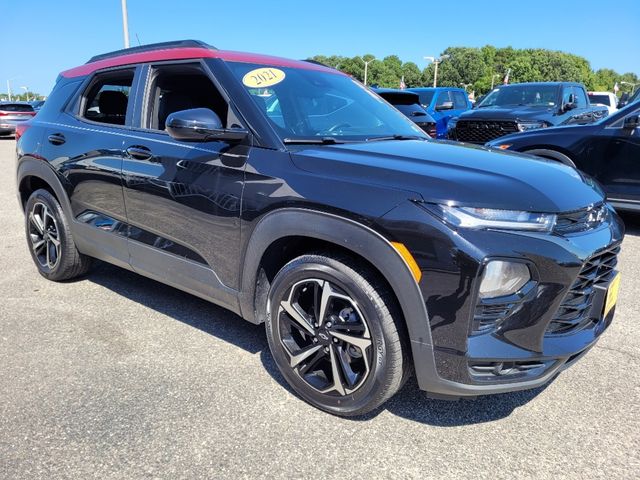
[379,202,624,397]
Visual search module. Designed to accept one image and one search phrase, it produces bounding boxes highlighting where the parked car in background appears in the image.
[588,91,618,114]
[618,89,640,108]
[373,88,437,137]
[488,101,640,212]
[447,82,608,144]
[407,87,472,138]
[0,103,36,137]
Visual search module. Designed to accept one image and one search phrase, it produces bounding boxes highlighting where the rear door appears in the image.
[39,67,140,268]
[121,61,248,309]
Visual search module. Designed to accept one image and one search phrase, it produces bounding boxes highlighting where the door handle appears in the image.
[125,145,154,161]
[48,133,66,145]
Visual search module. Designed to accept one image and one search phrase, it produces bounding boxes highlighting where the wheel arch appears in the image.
[520,147,577,168]
[17,158,72,214]
[238,208,436,380]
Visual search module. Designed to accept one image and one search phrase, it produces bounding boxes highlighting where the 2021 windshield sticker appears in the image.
[242,68,286,88]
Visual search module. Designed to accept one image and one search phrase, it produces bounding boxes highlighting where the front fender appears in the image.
[237,207,437,388]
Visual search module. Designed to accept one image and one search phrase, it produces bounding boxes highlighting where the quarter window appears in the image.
[82,70,134,125]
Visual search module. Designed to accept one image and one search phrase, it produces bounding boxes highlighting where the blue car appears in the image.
[407,87,472,138]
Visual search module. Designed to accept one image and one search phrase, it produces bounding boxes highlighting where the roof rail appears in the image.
[86,40,216,64]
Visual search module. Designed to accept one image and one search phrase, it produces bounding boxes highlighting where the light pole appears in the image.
[20,86,29,102]
[6,76,21,102]
[359,58,374,86]
[121,0,130,48]
[490,73,500,90]
[424,55,450,87]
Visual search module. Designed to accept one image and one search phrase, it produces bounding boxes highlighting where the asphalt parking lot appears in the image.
[0,138,638,479]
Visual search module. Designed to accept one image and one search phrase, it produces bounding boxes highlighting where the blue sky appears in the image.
[3,0,639,96]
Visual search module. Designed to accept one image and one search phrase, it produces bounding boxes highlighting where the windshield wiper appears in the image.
[283,137,345,145]
[365,134,428,142]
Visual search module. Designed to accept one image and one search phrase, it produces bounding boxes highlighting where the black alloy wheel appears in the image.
[277,277,373,396]
[266,253,409,416]
[24,189,92,281]
[28,201,61,270]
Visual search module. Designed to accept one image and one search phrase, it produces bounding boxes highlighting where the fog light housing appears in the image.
[479,261,530,299]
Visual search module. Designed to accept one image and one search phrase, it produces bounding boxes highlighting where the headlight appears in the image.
[479,261,530,298]
[428,204,556,232]
[517,121,548,131]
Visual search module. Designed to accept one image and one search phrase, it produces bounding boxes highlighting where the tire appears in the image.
[24,189,92,281]
[265,252,410,416]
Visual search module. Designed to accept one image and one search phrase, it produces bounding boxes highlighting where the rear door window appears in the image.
[81,70,135,126]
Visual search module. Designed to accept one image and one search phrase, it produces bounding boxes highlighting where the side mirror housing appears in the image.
[165,108,248,142]
[436,101,454,111]
[623,114,640,130]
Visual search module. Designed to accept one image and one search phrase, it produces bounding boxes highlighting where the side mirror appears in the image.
[623,114,640,130]
[165,108,248,142]
[436,101,454,111]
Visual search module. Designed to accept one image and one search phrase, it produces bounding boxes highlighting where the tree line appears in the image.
[310,46,639,96]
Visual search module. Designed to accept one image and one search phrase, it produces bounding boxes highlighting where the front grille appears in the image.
[547,244,620,335]
[554,203,609,235]
[453,120,519,143]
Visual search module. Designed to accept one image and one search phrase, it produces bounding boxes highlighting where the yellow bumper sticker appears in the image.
[604,273,621,318]
[242,68,286,88]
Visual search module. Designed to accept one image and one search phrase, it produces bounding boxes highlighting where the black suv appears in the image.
[16,41,624,416]
[448,82,608,144]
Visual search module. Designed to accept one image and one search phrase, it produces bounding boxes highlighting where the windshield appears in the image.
[588,94,611,106]
[226,62,426,142]
[478,85,558,108]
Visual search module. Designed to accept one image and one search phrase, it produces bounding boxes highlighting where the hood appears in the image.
[290,140,602,213]
[460,105,556,121]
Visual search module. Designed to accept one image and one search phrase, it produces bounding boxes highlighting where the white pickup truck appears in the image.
[587,91,618,114]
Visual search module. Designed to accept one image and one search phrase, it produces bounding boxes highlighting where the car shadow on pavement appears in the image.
[85,262,268,355]
[620,212,640,236]
[85,261,548,426]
